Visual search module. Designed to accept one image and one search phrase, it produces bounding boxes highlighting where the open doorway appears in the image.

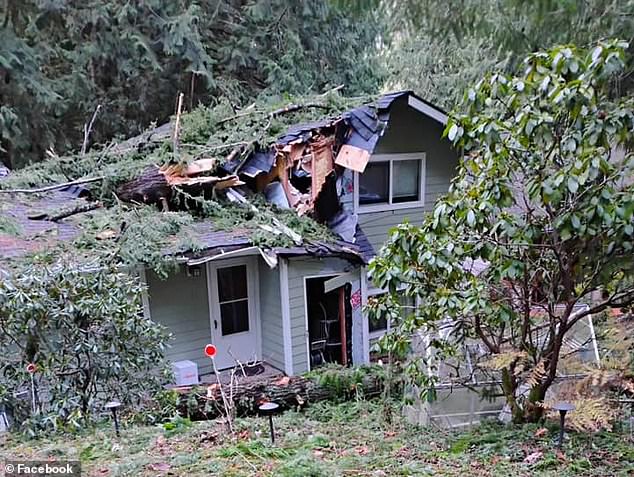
[305,276,352,369]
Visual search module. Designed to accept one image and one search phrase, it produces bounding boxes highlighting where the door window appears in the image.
[217,265,249,335]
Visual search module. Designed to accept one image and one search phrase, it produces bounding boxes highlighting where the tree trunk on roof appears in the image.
[116,166,172,205]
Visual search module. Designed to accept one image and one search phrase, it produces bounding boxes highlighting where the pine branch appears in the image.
[0,176,105,194]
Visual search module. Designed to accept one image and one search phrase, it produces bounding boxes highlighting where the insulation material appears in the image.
[310,136,335,204]
[275,153,309,209]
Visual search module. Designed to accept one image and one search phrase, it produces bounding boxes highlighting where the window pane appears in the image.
[220,299,249,335]
[359,162,389,205]
[217,265,247,302]
[369,314,388,333]
[392,160,420,203]
[369,293,415,333]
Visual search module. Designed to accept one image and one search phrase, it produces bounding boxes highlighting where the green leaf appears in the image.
[567,176,579,194]
[466,210,476,227]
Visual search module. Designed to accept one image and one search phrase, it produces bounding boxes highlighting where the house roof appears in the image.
[0,90,445,268]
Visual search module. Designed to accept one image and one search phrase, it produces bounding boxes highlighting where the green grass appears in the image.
[2,400,633,476]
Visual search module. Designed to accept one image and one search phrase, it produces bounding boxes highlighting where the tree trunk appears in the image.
[501,367,523,424]
[524,385,547,422]
[116,166,172,205]
[174,373,383,420]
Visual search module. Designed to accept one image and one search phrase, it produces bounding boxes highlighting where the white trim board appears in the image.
[279,258,294,375]
[408,95,448,125]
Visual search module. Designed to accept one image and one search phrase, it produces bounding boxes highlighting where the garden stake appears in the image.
[553,401,575,448]
[104,401,122,437]
[29,373,36,413]
[26,363,37,413]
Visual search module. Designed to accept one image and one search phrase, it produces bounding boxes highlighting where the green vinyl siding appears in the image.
[146,266,212,375]
[359,97,459,253]
[259,261,285,371]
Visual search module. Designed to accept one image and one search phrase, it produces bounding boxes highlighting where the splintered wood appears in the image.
[309,136,335,203]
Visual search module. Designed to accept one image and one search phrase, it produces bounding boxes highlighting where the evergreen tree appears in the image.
[0,1,383,168]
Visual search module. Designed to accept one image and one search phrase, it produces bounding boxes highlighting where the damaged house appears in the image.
[0,91,458,379]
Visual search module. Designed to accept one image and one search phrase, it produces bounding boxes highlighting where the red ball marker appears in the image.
[26,363,37,374]
[204,344,217,358]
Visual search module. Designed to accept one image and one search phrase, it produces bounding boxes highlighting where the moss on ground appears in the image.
[3,400,633,477]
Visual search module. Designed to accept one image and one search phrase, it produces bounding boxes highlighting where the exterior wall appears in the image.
[287,257,363,374]
[146,265,212,375]
[258,261,285,371]
[358,206,427,253]
[358,98,459,253]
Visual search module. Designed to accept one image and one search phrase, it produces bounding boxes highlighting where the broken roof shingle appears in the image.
[0,190,81,258]
[0,91,443,267]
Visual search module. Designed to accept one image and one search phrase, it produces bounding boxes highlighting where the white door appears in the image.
[207,258,260,370]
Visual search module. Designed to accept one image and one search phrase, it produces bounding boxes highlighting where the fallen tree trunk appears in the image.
[173,369,384,420]
[116,166,172,205]
[116,162,243,207]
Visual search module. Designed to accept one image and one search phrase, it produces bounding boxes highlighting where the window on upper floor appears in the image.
[356,153,425,212]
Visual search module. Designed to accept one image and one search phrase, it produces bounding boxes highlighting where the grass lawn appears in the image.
[2,400,633,476]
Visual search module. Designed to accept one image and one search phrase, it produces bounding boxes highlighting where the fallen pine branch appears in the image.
[29,202,102,222]
[0,176,105,194]
[216,103,330,127]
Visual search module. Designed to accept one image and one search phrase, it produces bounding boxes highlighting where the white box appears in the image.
[172,360,199,386]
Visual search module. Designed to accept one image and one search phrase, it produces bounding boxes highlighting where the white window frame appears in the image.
[354,152,426,214]
[367,286,420,341]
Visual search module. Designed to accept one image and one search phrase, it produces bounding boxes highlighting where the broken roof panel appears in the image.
[241,150,276,178]
[0,91,445,268]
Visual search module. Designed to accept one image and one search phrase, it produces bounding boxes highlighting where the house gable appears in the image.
[356,96,459,253]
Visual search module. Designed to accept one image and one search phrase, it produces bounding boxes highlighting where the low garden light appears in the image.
[552,401,575,448]
[104,401,122,437]
[258,402,280,444]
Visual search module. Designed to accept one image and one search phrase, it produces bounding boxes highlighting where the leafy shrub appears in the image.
[0,258,170,436]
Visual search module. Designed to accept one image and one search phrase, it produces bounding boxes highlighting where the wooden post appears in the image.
[339,287,347,366]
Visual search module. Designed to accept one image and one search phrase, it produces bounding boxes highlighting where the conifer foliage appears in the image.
[0,1,382,168]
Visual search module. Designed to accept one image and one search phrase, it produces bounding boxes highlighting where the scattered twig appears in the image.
[81,104,102,155]
[0,176,105,194]
[173,92,185,160]
[29,202,102,222]
[210,357,235,434]
[320,84,345,96]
